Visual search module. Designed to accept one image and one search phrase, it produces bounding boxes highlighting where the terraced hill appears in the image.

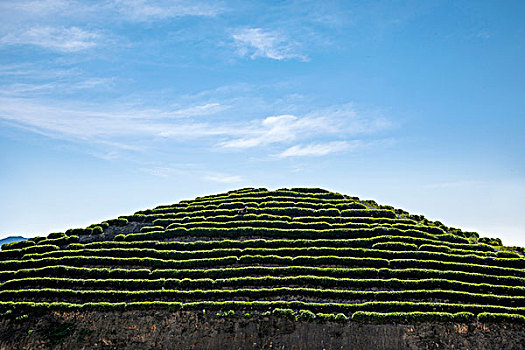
[1,187,525,348]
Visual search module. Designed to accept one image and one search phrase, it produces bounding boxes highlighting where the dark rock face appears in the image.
[1,311,524,350]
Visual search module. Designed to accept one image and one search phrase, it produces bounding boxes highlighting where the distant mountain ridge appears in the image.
[0,236,27,247]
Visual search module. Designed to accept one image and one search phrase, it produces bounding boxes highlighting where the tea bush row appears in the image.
[1,265,523,287]
[2,287,525,306]
[0,245,58,259]
[3,254,524,278]
[37,235,78,247]
[160,219,447,238]
[22,246,525,270]
[143,193,353,215]
[148,200,367,215]
[79,236,496,255]
[2,300,525,318]
[0,255,392,271]
[3,276,524,296]
[137,213,415,226]
[118,227,468,245]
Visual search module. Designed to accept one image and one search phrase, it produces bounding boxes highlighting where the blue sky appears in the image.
[0,0,524,246]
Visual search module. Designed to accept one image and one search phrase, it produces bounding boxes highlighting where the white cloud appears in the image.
[306,103,392,134]
[0,64,78,79]
[139,169,245,184]
[232,28,307,61]
[219,103,391,150]
[165,103,227,118]
[0,78,114,97]
[220,114,334,149]
[204,174,244,184]
[277,141,356,158]
[73,78,114,90]
[0,0,74,17]
[0,96,233,144]
[0,0,220,23]
[0,26,101,52]
[111,0,222,22]
[0,91,393,159]
[0,83,58,96]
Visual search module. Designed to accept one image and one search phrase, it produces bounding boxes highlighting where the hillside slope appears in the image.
[1,187,524,348]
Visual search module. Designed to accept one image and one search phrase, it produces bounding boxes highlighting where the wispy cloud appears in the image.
[0,78,114,97]
[0,0,221,23]
[219,114,333,149]
[232,28,307,61]
[0,88,394,159]
[277,141,356,158]
[0,26,101,52]
[164,103,228,118]
[204,173,244,184]
[112,0,223,22]
[306,104,392,134]
[0,0,76,17]
[0,64,78,79]
[139,165,243,184]
[0,0,221,57]
[0,97,232,143]
[219,103,391,150]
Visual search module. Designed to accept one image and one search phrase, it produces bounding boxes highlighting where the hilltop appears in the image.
[1,187,524,349]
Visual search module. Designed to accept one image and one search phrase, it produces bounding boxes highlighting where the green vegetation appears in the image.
[1,187,523,324]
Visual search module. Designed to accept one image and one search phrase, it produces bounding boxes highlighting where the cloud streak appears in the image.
[219,103,390,150]
[0,0,222,55]
[0,26,101,52]
[0,97,233,142]
[277,141,356,158]
[219,114,334,149]
[232,28,307,61]
[204,173,244,184]
[306,104,392,135]
[111,0,223,22]
[0,0,222,23]
[0,91,393,160]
